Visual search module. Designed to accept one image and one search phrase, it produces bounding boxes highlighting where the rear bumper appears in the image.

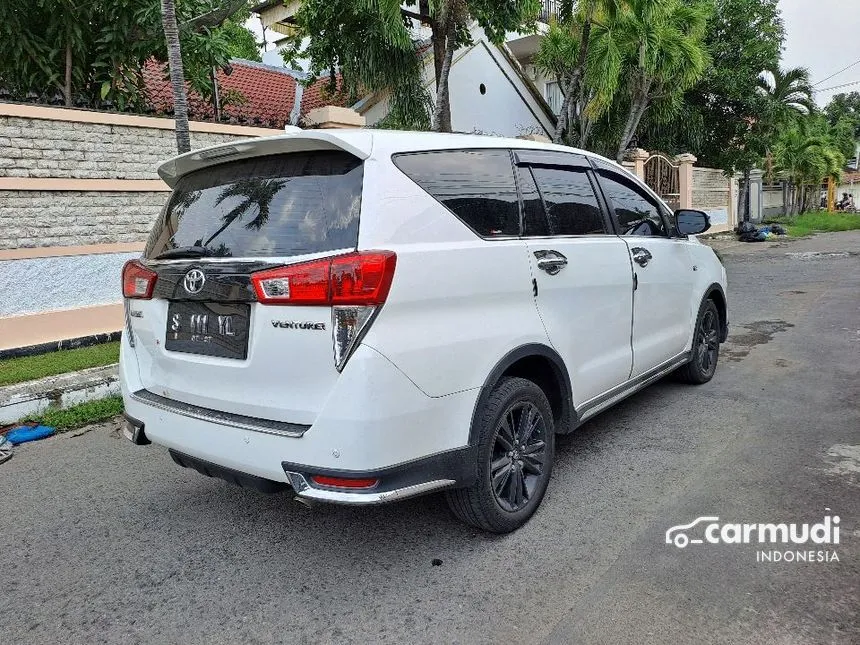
[120,336,478,503]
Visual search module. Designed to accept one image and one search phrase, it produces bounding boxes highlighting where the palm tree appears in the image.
[772,120,846,214]
[203,178,288,247]
[161,0,190,153]
[588,0,710,162]
[757,65,815,123]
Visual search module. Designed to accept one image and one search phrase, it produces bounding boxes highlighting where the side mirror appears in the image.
[675,209,711,236]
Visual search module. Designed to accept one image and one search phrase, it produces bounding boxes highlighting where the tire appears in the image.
[446,376,555,533]
[676,298,720,384]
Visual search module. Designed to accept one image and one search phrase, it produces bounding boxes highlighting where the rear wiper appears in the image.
[153,246,213,260]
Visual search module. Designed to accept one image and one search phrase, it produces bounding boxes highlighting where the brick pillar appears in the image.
[629,148,649,181]
[675,153,697,209]
[304,105,365,129]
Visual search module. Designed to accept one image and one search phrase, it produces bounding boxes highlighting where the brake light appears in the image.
[310,475,379,489]
[252,252,396,371]
[122,260,157,299]
[251,251,396,306]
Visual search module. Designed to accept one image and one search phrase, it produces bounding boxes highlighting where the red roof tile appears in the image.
[144,59,317,128]
[299,75,350,117]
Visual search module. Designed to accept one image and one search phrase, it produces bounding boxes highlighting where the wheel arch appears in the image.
[468,344,574,446]
[703,283,728,342]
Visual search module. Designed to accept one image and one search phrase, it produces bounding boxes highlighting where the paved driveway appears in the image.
[2,233,859,644]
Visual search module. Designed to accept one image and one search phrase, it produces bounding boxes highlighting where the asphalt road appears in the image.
[2,232,859,645]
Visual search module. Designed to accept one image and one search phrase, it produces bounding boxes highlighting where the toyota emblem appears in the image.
[183,269,206,294]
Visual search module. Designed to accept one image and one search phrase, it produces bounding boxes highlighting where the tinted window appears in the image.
[531,167,606,235]
[145,151,362,259]
[394,150,519,237]
[516,166,548,236]
[596,170,668,237]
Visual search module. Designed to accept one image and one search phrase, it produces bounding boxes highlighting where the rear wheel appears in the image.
[446,377,555,533]
[677,298,720,384]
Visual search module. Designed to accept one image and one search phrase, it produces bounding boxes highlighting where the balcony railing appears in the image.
[540,0,560,23]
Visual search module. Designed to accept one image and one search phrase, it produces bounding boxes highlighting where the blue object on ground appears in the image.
[5,425,56,445]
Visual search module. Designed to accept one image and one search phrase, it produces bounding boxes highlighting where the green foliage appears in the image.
[24,396,125,431]
[824,92,860,146]
[0,342,120,387]
[0,0,261,111]
[771,115,846,214]
[283,0,540,131]
[537,0,710,157]
[770,211,860,237]
[640,0,784,173]
[221,19,262,62]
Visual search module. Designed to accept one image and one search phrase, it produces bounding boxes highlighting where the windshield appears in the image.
[145,151,363,260]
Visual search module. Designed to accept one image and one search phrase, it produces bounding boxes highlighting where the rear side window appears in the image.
[145,151,363,259]
[393,150,519,237]
[530,167,606,236]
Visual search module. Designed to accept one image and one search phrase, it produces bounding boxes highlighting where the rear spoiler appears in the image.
[156,130,374,188]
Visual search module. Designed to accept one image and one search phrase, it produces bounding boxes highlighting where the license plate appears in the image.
[165,302,250,360]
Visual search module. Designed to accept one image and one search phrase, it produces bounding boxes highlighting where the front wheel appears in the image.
[446,377,555,533]
[677,298,720,384]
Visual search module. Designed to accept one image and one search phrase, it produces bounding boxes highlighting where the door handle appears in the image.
[631,247,652,267]
[534,250,568,275]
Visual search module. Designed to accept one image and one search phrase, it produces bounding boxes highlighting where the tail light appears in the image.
[251,252,396,371]
[122,260,157,299]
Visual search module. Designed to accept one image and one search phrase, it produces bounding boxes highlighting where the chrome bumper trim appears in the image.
[285,472,456,505]
[130,389,309,438]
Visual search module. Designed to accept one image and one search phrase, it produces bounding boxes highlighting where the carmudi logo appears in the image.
[665,512,841,563]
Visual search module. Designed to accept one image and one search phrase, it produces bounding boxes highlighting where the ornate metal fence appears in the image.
[643,153,680,210]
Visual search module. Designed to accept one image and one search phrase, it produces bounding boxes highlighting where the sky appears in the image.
[779,0,860,106]
[246,1,860,107]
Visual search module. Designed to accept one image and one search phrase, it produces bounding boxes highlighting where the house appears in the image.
[142,59,350,128]
[250,1,559,137]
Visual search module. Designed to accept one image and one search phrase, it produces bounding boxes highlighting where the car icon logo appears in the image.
[665,516,719,548]
[183,269,206,294]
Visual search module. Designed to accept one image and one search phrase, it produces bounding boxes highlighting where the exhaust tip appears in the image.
[293,495,315,509]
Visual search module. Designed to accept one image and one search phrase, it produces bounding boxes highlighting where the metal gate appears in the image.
[643,154,680,210]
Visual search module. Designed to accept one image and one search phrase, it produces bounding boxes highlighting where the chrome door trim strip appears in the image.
[577,351,692,422]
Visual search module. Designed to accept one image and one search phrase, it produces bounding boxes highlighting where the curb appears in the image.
[0,364,120,425]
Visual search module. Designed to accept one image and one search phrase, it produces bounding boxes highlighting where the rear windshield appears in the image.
[145,151,363,259]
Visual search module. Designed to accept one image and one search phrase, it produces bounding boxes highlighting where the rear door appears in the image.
[591,160,695,376]
[126,150,364,425]
[516,151,634,407]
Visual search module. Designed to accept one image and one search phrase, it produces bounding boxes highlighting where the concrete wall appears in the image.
[0,103,280,350]
[691,167,734,233]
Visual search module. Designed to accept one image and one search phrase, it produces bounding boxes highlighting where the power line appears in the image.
[813,78,860,93]
[813,57,860,87]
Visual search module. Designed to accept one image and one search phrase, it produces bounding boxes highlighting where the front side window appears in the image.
[596,170,668,237]
[393,149,520,237]
[530,166,607,236]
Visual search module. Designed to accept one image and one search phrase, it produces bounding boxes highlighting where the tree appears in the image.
[534,0,623,145]
[597,0,711,161]
[756,64,815,122]
[639,0,784,174]
[162,0,191,153]
[772,116,846,214]
[0,0,261,124]
[284,0,540,132]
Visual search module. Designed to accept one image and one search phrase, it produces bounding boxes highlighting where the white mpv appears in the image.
[120,130,727,533]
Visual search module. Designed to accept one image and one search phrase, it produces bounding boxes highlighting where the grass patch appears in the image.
[0,341,120,387]
[23,396,124,431]
[768,211,860,237]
